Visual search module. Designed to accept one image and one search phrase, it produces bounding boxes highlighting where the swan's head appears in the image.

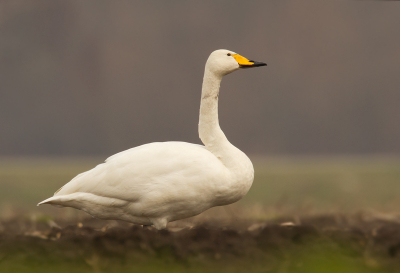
[206,49,266,76]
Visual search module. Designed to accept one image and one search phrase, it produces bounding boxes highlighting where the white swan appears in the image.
[38,49,266,230]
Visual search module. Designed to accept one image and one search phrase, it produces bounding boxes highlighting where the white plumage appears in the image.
[38,49,266,230]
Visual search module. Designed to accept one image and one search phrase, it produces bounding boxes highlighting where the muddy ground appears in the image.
[1,213,400,273]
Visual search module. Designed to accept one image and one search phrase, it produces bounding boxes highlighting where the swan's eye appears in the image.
[227,53,231,56]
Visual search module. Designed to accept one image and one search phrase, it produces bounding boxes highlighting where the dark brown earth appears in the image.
[1,213,400,272]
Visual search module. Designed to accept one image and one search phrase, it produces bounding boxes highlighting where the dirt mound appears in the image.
[1,214,400,272]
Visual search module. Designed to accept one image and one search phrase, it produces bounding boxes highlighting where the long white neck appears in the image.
[198,68,242,169]
[198,63,254,205]
[199,68,225,147]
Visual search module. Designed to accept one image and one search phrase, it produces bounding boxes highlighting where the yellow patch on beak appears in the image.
[232,54,267,68]
[232,54,254,66]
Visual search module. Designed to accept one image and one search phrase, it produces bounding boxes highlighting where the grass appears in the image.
[1,156,400,273]
[0,253,391,273]
[1,156,399,217]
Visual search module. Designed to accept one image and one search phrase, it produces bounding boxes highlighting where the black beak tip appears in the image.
[252,61,267,67]
[239,61,267,68]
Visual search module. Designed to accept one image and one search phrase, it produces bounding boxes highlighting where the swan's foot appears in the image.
[151,218,168,230]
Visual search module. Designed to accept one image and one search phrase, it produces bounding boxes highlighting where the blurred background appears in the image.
[1,2,400,272]
[0,1,400,218]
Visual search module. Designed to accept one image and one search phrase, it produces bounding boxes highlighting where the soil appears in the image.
[1,213,400,272]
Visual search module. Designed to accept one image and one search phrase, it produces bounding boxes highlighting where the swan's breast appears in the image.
[212,148,254,206]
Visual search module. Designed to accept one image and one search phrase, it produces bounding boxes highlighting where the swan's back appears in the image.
[54,142,229,207]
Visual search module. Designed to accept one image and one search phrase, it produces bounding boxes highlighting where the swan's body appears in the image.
[38,49,266,229]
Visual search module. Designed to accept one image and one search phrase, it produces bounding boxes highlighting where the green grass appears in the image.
[0,238,394,273]
[1,156,400,216]
[1,156,400,273]
[244,157,400,213]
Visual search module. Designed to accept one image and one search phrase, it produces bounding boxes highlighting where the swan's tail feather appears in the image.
[37,192,128,210]
[37,193,132,221]
[37,196,68,207]
[37,193,93,208]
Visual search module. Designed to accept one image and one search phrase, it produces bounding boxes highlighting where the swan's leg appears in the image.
[151,218,168,230]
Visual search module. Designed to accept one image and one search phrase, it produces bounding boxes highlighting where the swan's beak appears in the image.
[232,54,267,68]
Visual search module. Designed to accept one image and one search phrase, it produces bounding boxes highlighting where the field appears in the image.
[1,156,400,272]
